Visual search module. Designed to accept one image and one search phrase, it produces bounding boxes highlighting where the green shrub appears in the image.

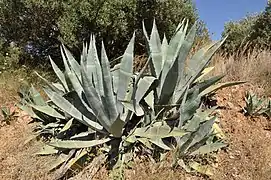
[0,0,208,65]
[221,2,271,54]
[0,42,22,72]
[244,91,271,117]
[221,14,259,54]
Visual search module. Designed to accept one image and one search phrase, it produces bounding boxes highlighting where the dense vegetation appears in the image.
[222,2,271,54]
[0,0,209,68]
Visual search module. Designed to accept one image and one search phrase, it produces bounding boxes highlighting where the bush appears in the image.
[221,2,271,54]
[0,42,22,72]
[0,0,209,66]
[221,14,259,54]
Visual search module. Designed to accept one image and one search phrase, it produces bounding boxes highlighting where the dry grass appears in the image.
[0,67,55,105]
[211,49,271,95]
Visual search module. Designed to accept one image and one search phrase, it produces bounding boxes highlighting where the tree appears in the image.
[221,1,271,54]
[0,0,62,65]
[0,0,209,66]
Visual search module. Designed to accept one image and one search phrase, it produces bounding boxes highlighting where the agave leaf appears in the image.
[89,35,104,97]
[125,135,137,144]
[186,41,219,78]
[60,45,70,72]
[42,122,63,129]
[161,34,168,70]
[49,56,69,92]
[149,19,163,77]
[175,21,196,88]
[190,117,216,147]
[35,145,58,155]
[184,107,216,131]
[168,20,188,64]
[35,72,64,94]
[44,88,103,131]
[112,69,119,94]
[159,20,188,94]
[100,42,118,121]
[142,20,149,40]
[121,101,144,116]
[109,116,126,138]
[175,39,226,104]
[70,130,96,140]
[30,104,65,119]
[145,91,155,110]
[195,66,215,83]
[64,91,97,122]
[81,68,114,133]
[49,138,111,149]
[179,89,201,127]
[29,85,46,106]
[199,81,246,96]
[66,69,84,96]
[177,159,192,172]
[59,118,74,133]
[175,19,186,33]
[49,153,70,172]
[117,33,135,102]
[52,83,66,92]
[189,162,213,176]
[191,142,227,155]
[195,75,225,93]
[84,39,94,88]
[135,76,156,107]
[17,103,41,120]
[81,42,88,66]
[149,138,172,150]
[134,122,187,139]
[54,149,88,179]
[185,114,202,132]
[126,58,153,115]
[61,44,81,80]
[158,52,179,105]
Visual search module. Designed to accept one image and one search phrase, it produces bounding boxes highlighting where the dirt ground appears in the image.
[0,84,270,180]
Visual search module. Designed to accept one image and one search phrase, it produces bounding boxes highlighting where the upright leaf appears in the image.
[117,33,135,102]
[49,57,69,92]
[149,20,163,77]
[100,42,118,122]
[44,88,103,131]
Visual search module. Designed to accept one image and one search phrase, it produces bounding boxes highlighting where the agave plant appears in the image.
[1,106,16,125]
[125,19,243,173]
[19,19,243,179]
[19,31,184,178]
[244,91,271,117]
[142,19,244,115]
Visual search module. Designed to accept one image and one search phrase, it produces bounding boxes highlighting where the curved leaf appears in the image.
[49,138,111,149]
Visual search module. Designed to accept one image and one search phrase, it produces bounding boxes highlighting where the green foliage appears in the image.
[249,3,271,48]
[0,0,61,64]
[221,14,259,54]
[244,91,271,117]
[0,0,208,65]
[0,41,22,71]
[18,20,237,179]
[222,2,271,54]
